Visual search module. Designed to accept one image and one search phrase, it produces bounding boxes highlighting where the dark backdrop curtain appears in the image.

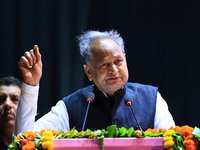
[0,0,200,127]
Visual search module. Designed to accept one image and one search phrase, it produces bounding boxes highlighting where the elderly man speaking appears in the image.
[15,30,175,135]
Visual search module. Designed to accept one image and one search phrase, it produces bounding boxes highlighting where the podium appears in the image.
[53,137,165,150]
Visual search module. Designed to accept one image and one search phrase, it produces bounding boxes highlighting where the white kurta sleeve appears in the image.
[14,82,70,135]
[154,92,175,130]
[34,100,70,132]
[14,82,39,135]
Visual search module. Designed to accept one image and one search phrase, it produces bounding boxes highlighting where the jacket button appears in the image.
[112,119,120,125]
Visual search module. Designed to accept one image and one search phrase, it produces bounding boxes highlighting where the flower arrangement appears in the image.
[8,125,200,150]
[163,126,200,150]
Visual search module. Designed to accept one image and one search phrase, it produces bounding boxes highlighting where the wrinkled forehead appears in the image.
[90,38,124,57]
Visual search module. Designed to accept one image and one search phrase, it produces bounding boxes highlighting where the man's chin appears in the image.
[2,116,15,122]
[105,85,124,93]
[6,120,15,126]
[5,114,15,120]
[107,82,125,88]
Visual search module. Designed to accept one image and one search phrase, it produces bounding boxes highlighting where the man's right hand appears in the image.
[18,45,42,86]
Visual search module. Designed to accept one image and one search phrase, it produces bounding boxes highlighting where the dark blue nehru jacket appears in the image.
[62,82,158,131]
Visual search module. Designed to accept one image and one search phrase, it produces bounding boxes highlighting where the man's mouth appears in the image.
[107,77,121,81]
[2,110,15,119]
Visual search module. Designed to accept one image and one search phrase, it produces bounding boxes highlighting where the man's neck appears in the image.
[97,86,124,99]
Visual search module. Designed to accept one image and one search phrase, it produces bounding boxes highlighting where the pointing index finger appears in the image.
[33,45,41,61]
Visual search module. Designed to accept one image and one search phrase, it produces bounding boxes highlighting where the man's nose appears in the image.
[4,97,13,108]
[109,64,118,74]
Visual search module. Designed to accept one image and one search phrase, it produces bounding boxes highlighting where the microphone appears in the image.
[124,97,143,131]
[82,92,95,131]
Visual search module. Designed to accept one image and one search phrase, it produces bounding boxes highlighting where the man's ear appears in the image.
[83,64,93,81]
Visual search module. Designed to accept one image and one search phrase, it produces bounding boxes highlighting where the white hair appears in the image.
[77,30,125,66]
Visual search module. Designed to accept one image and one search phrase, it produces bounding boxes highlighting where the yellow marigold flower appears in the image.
[42,141,54,150]
[41,135,53,142]
[164,140,175,149]
[42,130,53,137]
[164,130,175,136]
[169,148,174,150]
[163,136,173,142]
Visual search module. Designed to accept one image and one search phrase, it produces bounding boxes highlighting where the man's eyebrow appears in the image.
[10,94,20,97]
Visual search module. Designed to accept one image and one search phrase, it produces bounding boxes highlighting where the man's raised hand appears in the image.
[18,45,42,86]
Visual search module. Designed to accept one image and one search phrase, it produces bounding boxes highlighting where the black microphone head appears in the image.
[86,92,95,103]
[124,96,133,106]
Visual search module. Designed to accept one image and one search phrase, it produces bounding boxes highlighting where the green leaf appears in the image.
[173,144,181,150]
[106,125,117,138]
[115,129,119,137]
[67,128,78,138]
[54,131,66,139]
[98,129,107,139]
[19,133,26,139]
[172,132,184,149]
[127,127,134,137]
[75,129,93,138]
[144,131,152,137]
[34,138,42,149]
[7,141,21,150]
[93,129,102,135]
[192,126,200,140]
[98,138,104,150]
[84,129,92,137]
[12,135,17,142]
[135,130,144,138]
[119,127,128,137]
[151,132,164,137]
[35,133,42,139]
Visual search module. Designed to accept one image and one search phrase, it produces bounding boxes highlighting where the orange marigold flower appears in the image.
[168,126,175,130]
[40,129,46,134]
[25,131,35,140]
[65,131,70,134]
[183,139,195,150]
[80,131,86,135]
[52,130,60,136]
[145,128,158,134]
[34,131,40,134]
[136,131,143,136]
[75,131,86,137]
[174,126,182,133]
[158,128,167,133]
[181,126,194,140]
[15,136,22,143]
[22,140,35,150]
